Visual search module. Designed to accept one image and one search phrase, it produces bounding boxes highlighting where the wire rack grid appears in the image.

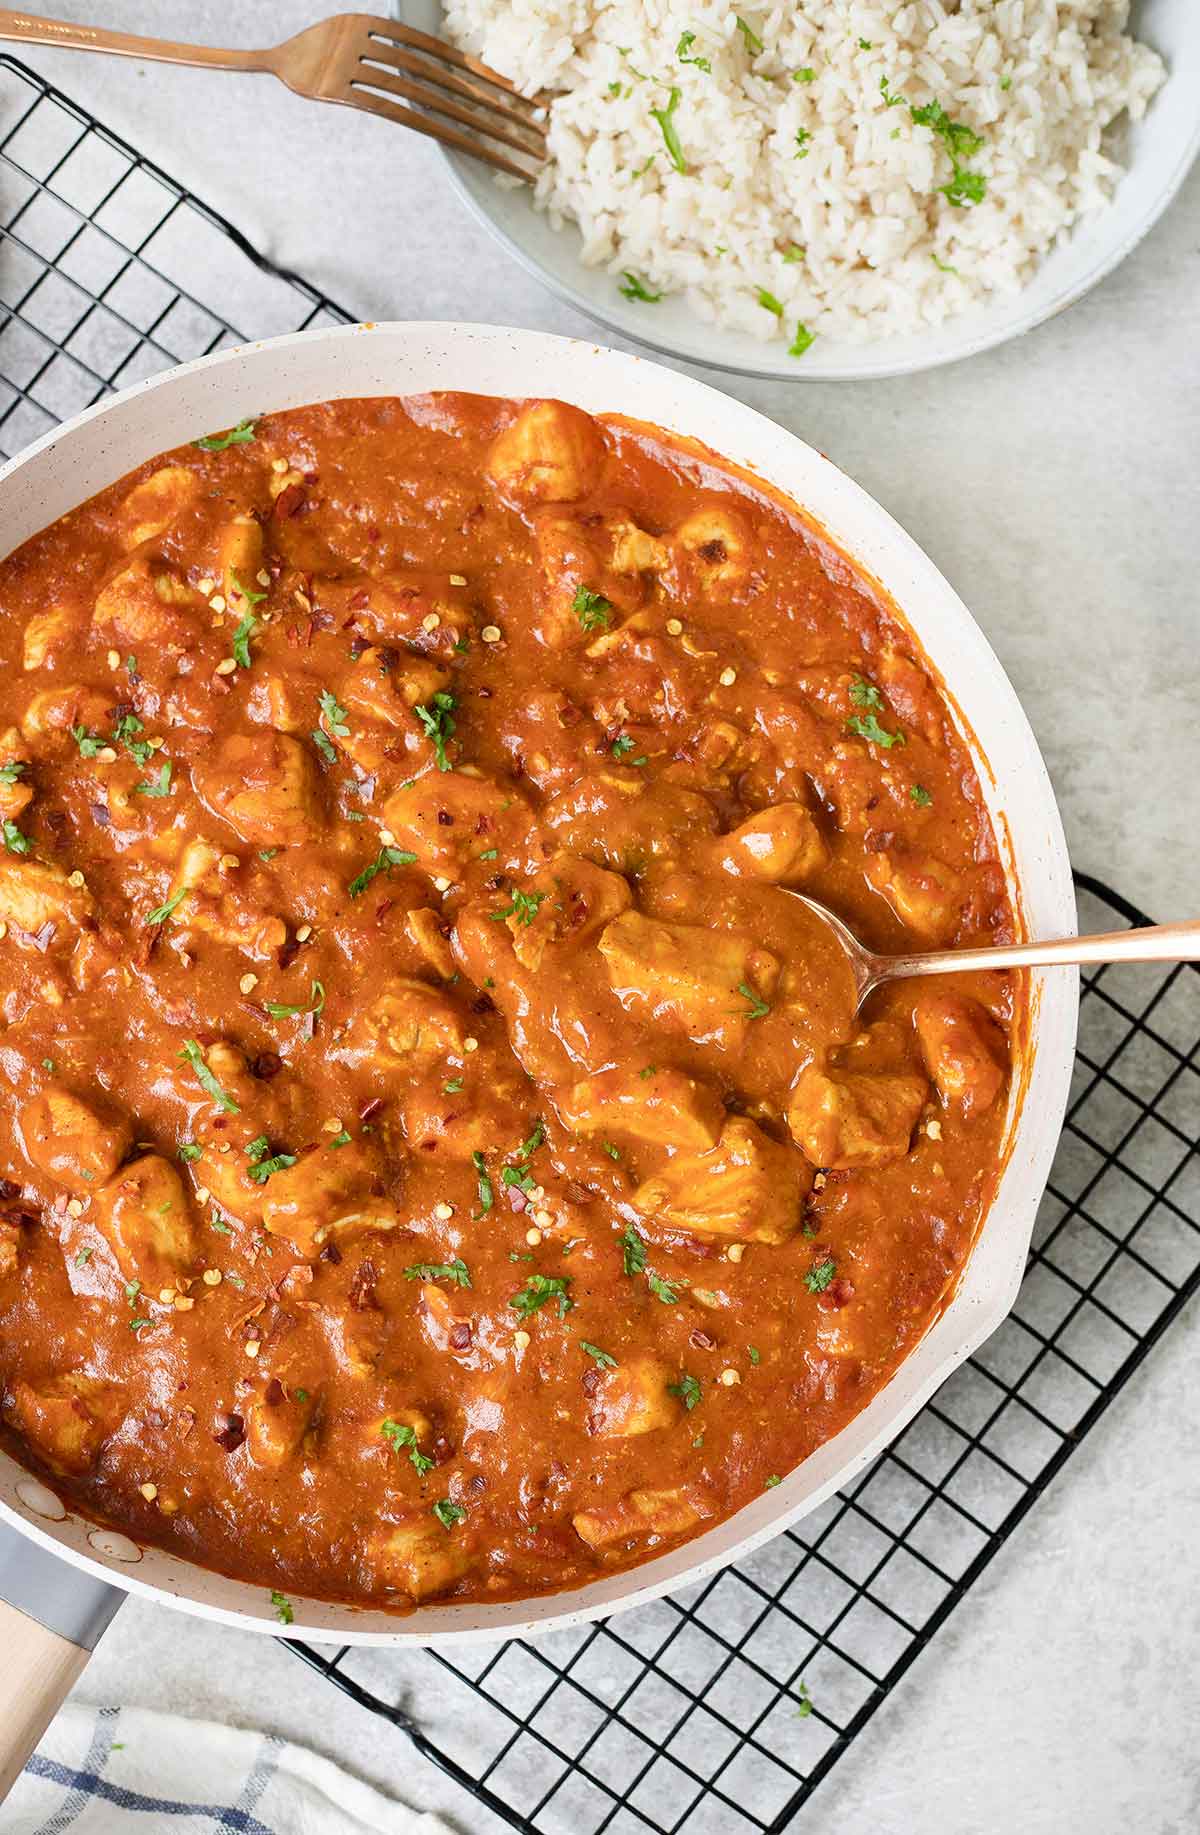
[2,55,1197,1835]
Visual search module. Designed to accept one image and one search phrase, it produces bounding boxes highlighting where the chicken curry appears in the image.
[0,392,1022,1613]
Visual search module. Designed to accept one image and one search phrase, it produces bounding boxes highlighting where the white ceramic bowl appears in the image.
[0,322,1076,1649]
[412,0,1200,381]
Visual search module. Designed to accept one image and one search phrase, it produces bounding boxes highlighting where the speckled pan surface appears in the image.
[414,0,1200,381]
[0,322,1077,1645]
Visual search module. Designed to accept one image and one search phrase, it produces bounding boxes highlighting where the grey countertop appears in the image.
[5,6,1200,1831]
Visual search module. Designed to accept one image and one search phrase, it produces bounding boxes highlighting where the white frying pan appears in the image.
[0,322,1077,1792]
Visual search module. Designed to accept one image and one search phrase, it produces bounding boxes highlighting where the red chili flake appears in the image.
[90,801,111,827]
[213,1413,246,1452]
[360,1098,384,1123]
[581,1366,602,1396]
[264,1377,285,1407]
[817,1277,856,1313]
[432,1434,454,1466]
[507,1186,527,1213]
[437,810,454,826]
[348,588,370,612]
[277,939,301,971]
[273,482,306,520]
[0,1179,21,1201]
[349,1259,379,1311]
[471,993,495,1015]
[252,1052,283,1081]
[319,1240,342,1265]
[449,1321,473,1352]
[557,700,583,728]
[689,1328,716,1350]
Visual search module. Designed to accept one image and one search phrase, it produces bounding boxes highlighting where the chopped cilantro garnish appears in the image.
[0,760,25,783]
[648,1270,680,1304]
[930,253,960,275]
[676,30,711,73]
[311,729,337,765]
[795,1679,813,1716]
[2,820,30,855]
[147,887,186,926]
[113,712,151,765]
[849,675,883,709]
[195,418,256,452]
[748,1346,761,1365]
[74,1246,93,1267]
[247,1150,297,1185]
[178,1143,202,1163]
[668,1372,702,1410]
[736,15,763,54]
[510,1273,573,1319]
[789,321,816,358]
[432,1498,466,1529]
[327,1130,352,1148]
[179,1038,239,1114]
[794,127,811,158]
[632,153,656,178]
[263,979,325,1020]
[735,980,771,1020]
[404,1258,472,1287]
[765,1473,782,1488]
[231,574,266,607]
[846,711,903,748]
[793,66,815,82]
[318,690,350,738]
[381,1418,435,1476]
[910,784,933,807]
[573,585,613,631]
[621,1224,647,1276]
[71,726,104,758]
[477,847,498,861]
[941,167,986,207]
[782,243,806,263]
[134,761,172,797]
[348,846,417,898]
[601,1141,620,1161]
[413,691,457,772]
[443,1076,465,1095]
[269,1588,294,1625]
[231,612,260,667]
[805,1257,837,1294]
[581,1341,618,1369]
[650,84,687,173]
[757,287,784,318]
[619,270,664,302]
[129,1317,153,1334]
[490,887,546,927]
[858,37,873,50]
[471,1149,495,1215]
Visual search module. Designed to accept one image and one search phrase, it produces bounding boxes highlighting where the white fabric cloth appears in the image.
[1,1703,455,1835]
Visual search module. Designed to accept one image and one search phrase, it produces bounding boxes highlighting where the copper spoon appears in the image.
[785,893,1200,1013]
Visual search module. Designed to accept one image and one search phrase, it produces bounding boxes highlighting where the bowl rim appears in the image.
[0,320,1078,1646]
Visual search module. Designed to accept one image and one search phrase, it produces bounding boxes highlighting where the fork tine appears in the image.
[355,15,548,119]
[351,67,543,160]
[335,84,540,182]
[359,44,546,144]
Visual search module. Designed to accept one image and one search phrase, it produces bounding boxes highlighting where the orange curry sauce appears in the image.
[0,393,1022,1611]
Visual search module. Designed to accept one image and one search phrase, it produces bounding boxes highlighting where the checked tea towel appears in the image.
[1,1702,455,1834]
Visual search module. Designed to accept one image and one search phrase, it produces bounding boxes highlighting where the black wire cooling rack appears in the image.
[2,54,1197,1835]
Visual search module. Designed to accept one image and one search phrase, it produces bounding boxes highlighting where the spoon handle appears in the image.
[883,919,1200,983]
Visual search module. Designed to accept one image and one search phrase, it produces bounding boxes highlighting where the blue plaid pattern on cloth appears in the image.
[1,1704,451,1835]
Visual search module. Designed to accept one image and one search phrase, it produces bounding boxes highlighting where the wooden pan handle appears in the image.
[0,1518,123,1803]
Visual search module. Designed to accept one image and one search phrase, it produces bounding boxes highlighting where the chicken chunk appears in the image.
[788,1063,928,1170]
[714,804,828,886]
[118,464,199,549]
[379,771,532,880]
[598,910,779,1044]
[574,1485,710,1552]
[0,730,33,821]
[401,1063,533,1160]
[18,1086,131,1195]
[587,1355,677,1438]
[543,776,718,874]
[0,856,94,937]
[161,839,287,959]
[487,399,605,505]
[5,1375,116,1476]
[260,1151,402,1257]
[245,1380,316,1467]
[369,1515,472,1601]
[531,510,662,648]
[192,731,320,848]
[215,513,264,605]
[0,1214,25,1280]
[335,648,453,774]
[876,647,945,748]
[350,979,466,1073]
[668,505,757,598]
[497,852,633,974]
[555,1067,724,1154]
[914,990,1008,1119]
[866,848,965,945]
[90,1153,198,1289]
[20,684,114,751]
[22,605,81,672]
[93,554,204,646]
[634,1117,811,1245]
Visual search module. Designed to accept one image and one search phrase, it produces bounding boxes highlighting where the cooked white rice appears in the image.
[443,1,1166,346]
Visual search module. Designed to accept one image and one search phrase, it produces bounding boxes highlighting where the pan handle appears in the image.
[0,1516,123,1801]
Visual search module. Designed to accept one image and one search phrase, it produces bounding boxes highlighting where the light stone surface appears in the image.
[5,6,1199,1832]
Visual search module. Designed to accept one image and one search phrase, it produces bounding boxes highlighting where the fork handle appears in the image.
[881,920,1200,984]
[0,9,268,72]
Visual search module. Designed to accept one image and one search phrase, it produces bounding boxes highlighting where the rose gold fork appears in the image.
[0,9,546,180]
